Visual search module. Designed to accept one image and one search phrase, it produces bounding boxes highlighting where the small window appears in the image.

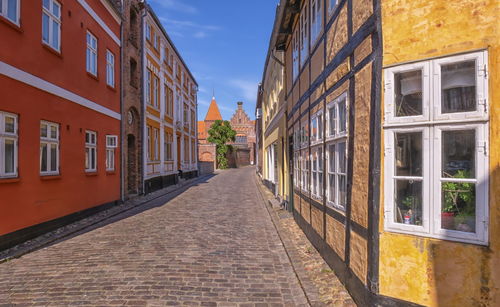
[329,0,339,13]
[311,110,323,144]
[311,0,322,44]
[106,50,115,87]
[153,75,159,108]
[42,0,61,51]
[86,32,98,76]
[106,135,117,171]
[145,23,151,42]
[0,0,19,25]
[153,128,159,161]
[311,146,323,199]
[327,93,348,140]
[146,69,152,105]
[299,3,309,67]
[85,131,97,172]
[0,111,18,178]
[40,121,59,175]
[164,132,173,161]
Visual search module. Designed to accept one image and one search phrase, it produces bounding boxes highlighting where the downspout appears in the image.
[119,1,125,202]
[140,4,147,194]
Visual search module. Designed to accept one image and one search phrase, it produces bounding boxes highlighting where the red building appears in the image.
[0,0,121,249]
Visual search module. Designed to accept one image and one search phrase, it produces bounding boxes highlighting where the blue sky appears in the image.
[148,0,279,121]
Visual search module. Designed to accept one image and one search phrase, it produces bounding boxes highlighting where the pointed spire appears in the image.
[205,95,223,121]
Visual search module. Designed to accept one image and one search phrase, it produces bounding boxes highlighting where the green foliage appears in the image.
[207,120,236,169]
[442,170,475,214]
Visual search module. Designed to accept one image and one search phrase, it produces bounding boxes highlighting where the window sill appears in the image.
[86,71,99,81]
[40,174,61,180]
[42,43,62,58]
[383,228,488,247]
[106,170,116,175]
[106,84,117,92]
[85,171,98,176]
[0,15,22,32]
[0,177,20,184]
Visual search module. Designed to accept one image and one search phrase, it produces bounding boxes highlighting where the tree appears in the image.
[207,120,236,169]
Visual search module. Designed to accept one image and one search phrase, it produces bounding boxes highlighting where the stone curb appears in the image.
[0,173,215,263]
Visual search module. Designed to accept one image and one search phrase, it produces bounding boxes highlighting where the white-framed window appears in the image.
[310,0,322,44]
[311,146,323,199]
[164,132,173,161]
[105,135,117,171]
[42,0,61,51]
[40,121,59,175]
[299,2,309,67]
[106,50,115,87]
[145,23,151,41]
[146,69,152,105]
[0,0,20,25]
[86,31,98,76]
[301,150,309,192]
[85,130,97,172]
[0,111,18,178]
[294,151,300,188]
[384,51,489,245]
[311,110,323,144]
[146,126,152,162]
[153,128,159,161]
[154,33,159,50]
[153,75,159,108]
[326,92,348,210]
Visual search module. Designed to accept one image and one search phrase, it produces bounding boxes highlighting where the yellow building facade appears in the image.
[380,1,500,306]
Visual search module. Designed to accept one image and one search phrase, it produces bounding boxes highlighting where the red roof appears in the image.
[205,97,223,121]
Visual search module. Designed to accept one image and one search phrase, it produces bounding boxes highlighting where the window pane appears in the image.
[42,13,50,43]
[50,125,57,139]
[40,124,48,138]
[50,144,57,171]
[91,148,96,169]
[442,130,475,178]
[0,0,3,14]
[52,20,59,49]
[441,61,476,113]
[52,2,60,18]
[441,182,475,233]
[40,144,48,172]
[5,139,15,173]
[395,70,423,117]
[395,180,422,225]
[338,142,346,173]
[339,175,347,208]
[338,99,346,133]
[5,116,15,133]
[42,0,49,9]
[328,174,335,203]
[7,0,16,22]
[395,132,422,176]
[329,144,335,173]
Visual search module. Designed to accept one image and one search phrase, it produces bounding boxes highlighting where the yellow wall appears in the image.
[380,1,500,306]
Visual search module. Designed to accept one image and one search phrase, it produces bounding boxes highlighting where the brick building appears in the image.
[0,0,122,249]
[229,102,256,166]
[197,96,222,165]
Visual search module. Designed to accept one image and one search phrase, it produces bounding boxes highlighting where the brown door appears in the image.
[177,135,181,170]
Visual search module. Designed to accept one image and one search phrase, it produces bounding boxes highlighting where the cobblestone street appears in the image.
[0,167,316,306]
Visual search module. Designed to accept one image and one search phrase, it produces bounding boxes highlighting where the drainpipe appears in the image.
[140,4,147,195]
[119,1,125,202]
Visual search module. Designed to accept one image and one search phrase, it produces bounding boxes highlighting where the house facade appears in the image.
[143,5,198,194]
[228,101,256,167]
[0,0,122,249]
[379,1,500,306]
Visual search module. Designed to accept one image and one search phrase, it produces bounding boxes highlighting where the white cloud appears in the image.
[194,31,207,39]
[150,0,198,14]
[158,17,221,39]
[229,79,259,103]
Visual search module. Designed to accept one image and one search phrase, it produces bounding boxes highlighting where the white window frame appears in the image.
[326,92,349,210]
[145,23,151,41]
[40,121,60,176]
[105,135,117,171]
[329,0,339,13]
[292,31,299,81]
[146,126,152,162]
[0,0,20,25]
[0,111,18,178]
[85,130,97,172]
[106,50,115,87]
[301,149,309,193]
[153,128,159,161]
[164,132,173,161]
[146,69,152,106]
[383,51,489,245]
[86,31,98,76]
[42,0,61,51]
[311,146,323,200]
[311,110,323,145]
[310,0,322,44]
[153,75,159,108]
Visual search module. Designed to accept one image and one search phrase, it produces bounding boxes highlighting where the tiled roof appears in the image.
[205,97,223,121]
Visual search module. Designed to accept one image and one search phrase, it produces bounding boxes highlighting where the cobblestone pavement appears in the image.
[0,167,309,306]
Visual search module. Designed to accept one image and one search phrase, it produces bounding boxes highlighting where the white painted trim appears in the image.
[77,0,121,47]
[99,0,121,24]
[0,61,121,120]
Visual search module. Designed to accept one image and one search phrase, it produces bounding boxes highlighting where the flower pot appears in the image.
[441,212,455,230]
